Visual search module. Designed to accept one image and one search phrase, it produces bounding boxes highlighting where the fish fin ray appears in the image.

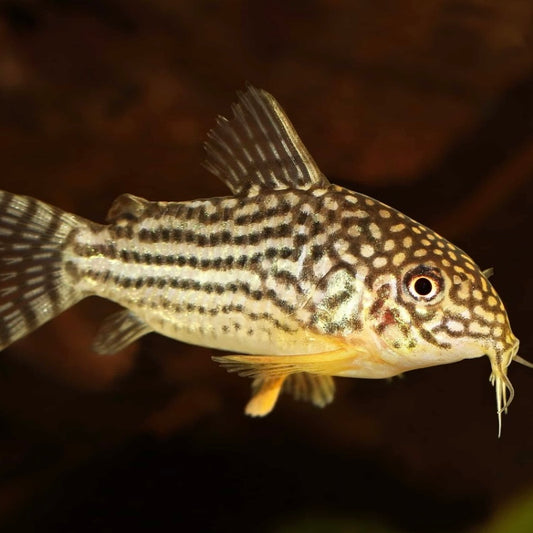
[483,267,494,278]
[283,373,336,408]
[212,349,353,379]
[246,376,286,416]
[106,194,149,224]
[92,309,152,354]
[203,85,330,193]
[514,355,533,369]
[0,191,83,350]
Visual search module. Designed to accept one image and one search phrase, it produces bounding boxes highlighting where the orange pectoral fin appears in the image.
[212,348,355,379]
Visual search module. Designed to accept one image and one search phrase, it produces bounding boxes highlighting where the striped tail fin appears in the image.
[0,191,83,350]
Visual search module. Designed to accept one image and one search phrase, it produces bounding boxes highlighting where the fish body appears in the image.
[0,87,528,433]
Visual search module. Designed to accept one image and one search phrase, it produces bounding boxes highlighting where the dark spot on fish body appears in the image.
[262,226,274,240]
[171,229,182,242]
[196,234,208,246]
[197,209,208,224]
[215,284,225,295]
[250,211,263,224]
[310,245,324,260]
[311,221,322,236]
[188,256,198,267]
[370,298,385,317]
[294,233,309,247]
[221,231,232,244]
[249,253,262,265]
[275,224,292,238]
[138,228,150,242]
[177,256,186,267]
[265,247,277,260]
[115,225,134,239]
[236,255,247,268]
[296,211,309,225]
[252,291,262,301]
[326,209,338,223]
[209,234,220,246]
[279,247,292,259]
[149,228,162,242]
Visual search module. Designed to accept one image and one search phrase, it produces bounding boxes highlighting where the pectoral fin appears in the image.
[92,309,152,354]
[212,349,354,379]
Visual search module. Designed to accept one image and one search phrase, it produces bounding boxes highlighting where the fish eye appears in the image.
[404,266,443,301]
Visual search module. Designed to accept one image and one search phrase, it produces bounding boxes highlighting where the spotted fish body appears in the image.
[0,87,528,433]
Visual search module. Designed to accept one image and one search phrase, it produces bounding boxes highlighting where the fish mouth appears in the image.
[489,341,520,437]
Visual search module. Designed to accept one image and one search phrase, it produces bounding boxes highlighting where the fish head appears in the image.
[358,212,520,434]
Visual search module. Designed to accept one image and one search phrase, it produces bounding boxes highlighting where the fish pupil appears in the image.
[414,277,433,296]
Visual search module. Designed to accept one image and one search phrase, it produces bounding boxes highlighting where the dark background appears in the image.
[0,1,532,531]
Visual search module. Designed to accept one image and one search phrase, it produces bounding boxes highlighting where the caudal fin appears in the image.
[0,191,82,350]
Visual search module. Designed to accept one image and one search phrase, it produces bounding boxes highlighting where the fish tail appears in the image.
[0,191,83,350]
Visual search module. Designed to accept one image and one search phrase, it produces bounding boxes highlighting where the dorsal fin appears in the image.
[204,86,330,194]
[106,194,149,223]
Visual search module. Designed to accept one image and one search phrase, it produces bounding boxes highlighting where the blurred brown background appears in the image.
[0,1,532,532]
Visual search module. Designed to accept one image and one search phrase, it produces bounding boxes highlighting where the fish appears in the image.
[0,86,530,435]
